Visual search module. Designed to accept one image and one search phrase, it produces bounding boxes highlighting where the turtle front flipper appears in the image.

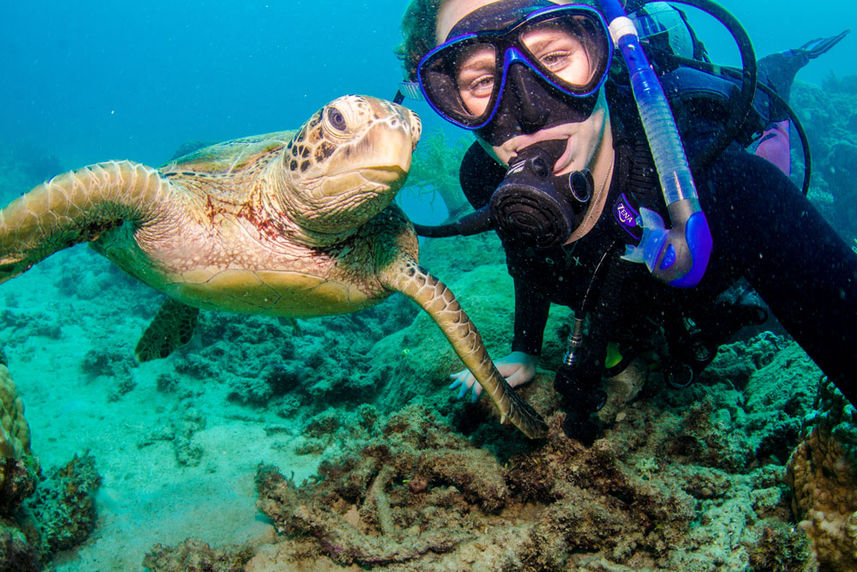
[0,161,171,283]
[382,257,548,439]
[135,297,200,362]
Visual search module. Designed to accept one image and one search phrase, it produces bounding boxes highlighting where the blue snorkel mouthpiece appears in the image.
[600,0,712,287]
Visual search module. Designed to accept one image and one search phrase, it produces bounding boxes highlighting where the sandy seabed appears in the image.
[1,245,321,570]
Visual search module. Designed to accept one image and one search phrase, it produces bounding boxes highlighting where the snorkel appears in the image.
[600,0,711,286]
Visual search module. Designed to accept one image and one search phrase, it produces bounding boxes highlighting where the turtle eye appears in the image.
[327,107,347,131]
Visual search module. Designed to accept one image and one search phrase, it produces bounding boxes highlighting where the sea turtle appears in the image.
[0,95,547,438]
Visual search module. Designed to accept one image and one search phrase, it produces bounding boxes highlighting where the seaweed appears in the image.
[399,130,473,219]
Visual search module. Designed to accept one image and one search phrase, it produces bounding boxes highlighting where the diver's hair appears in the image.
[395,0,444,81]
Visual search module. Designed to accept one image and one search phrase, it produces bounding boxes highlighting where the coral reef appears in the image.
[0,360,102,570]
[791,79,857,236]
[245,382,813,570]
[80,347,136,381]
[170,295,417,423]
[787,377,857,570]
[0,362,40,571]
[0,307,62,346]
[0,363,33,464]
[24,453,102,556]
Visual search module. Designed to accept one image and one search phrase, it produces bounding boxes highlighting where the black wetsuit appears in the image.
[458,83,857,403]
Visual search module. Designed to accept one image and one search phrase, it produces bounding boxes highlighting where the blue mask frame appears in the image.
[417,4,613,131]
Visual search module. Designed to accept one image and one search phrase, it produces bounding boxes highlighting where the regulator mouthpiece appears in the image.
[490,140,590,249]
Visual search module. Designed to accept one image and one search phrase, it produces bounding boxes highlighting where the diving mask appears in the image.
[417,2,613,142]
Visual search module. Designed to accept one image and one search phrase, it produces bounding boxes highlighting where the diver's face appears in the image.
[435,0,608,176]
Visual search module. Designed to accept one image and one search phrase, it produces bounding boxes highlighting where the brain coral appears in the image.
[787,377,857,570]
[0,359,37,518]
[0,362,31,460]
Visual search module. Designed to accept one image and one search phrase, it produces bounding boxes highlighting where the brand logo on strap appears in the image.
[614,193,642,240]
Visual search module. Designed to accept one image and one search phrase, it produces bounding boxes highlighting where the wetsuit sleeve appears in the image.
[511,275,551,356]
[700,143,857,401]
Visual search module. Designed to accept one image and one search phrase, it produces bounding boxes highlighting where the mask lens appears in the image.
[420,38,500,126]
[417,5,611,129]
[519,13,607,93]
[452,43,499,117]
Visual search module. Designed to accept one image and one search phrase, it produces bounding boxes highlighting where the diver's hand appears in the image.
[448,351,538,402]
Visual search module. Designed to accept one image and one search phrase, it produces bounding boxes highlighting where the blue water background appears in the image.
[1,0,855,220]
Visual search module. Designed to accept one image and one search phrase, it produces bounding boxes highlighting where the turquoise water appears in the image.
[2,1,853,175]
[0,1,856,570]
[0,1,409,169]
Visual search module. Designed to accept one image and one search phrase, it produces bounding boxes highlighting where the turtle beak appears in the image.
[366,97,421,153]
[360,165,408,187]
[367,124,415,182]
[366,100,420,181]
[326,101,419,188]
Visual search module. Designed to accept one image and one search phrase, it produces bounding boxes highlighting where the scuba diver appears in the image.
[395,0,856,444]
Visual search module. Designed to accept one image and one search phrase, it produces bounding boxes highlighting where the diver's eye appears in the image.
[327,108,347,131]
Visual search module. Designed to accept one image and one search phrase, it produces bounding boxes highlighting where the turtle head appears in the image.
[281,95,421,238]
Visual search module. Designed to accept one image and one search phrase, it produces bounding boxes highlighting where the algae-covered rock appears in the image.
[244,384,813,570]
[144,537,255,572]
[787,377,857,570]
[745,342,821,464]
[25,453,101,556]
[704,330,786,389]
[418,230,506,274]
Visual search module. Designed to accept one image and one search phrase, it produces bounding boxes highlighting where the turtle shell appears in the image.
[161,131,296,175]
